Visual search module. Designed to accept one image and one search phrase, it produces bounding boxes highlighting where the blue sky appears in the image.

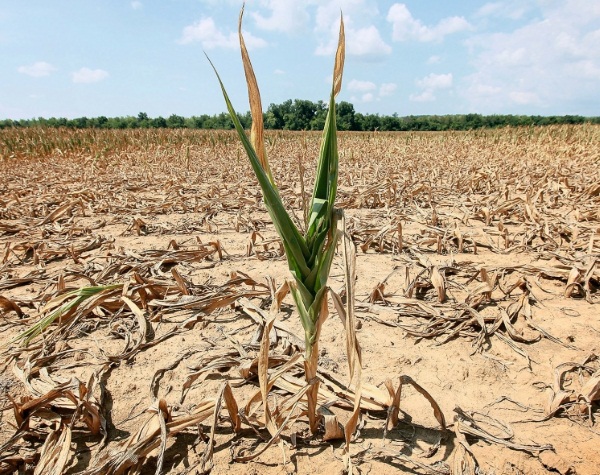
[1,0,599,120]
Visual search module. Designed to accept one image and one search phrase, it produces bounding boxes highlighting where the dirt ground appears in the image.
[1,127,599,474]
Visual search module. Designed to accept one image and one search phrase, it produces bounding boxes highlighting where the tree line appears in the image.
[2,99,598,131]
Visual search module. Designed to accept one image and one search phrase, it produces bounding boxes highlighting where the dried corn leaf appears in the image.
[450,423,478,475]
[33,423,72,475]
[0,295,23,318]
[431,266,446,303]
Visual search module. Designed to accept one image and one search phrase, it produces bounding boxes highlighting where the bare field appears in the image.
[1,126,599,474]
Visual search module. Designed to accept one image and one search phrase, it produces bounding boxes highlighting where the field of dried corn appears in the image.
[1,125,599,475]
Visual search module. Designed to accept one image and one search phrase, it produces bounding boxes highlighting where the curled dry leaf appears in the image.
[579,370,600,403]
[321,407,345,441]
[431,266,446,303]
[564,266,581,298]
[0,295,23,319]
[450,423,478,475]
[544,356,600,421]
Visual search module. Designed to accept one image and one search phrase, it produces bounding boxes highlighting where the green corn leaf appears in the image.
[310,92,339,220]
[206,56,311,280]
[209,10,345,352]
[13,284,121,346]
[290,285,314,340]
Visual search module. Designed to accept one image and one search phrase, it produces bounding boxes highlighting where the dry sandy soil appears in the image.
[0,126,599,474]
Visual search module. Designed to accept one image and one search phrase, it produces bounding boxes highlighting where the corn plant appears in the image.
[208,8,345,433]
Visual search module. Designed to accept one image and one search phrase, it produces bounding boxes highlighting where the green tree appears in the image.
[167,114,185,128]
[265,99,292,129]
[137,112,150,128]
[309,100,328,130]
[151,116,167,128]
[336,101,356,131]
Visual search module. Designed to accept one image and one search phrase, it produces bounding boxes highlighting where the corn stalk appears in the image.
[208,7,345,434]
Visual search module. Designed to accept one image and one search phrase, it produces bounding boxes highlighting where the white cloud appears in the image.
[314,0,379,33]
[476,2,502,17]
[348,80,397,102]
[313,1,391,60]
[508,91,540,105]
[252,0,310,33]
[379,83,397,97]
[417,73,452,90]
[387,3,471,42]
[409,90,435,102]
[348,79,377,93]
[410,73,452,102]
[178,17,267,50]
[353,25,392,58]
[435,16,472,37]
[475,1,529,20]
[71,68,109,84]
[316,21,392,59]
[361,92,375,102]
[427,55,441,64]
[274,69,285,75]
[17,61,57,77]
[464,0,600,112]
[131,1,142,10]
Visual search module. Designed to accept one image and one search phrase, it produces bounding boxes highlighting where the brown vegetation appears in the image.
[1,125,599,474]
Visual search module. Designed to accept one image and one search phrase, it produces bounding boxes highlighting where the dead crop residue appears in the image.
[1,126,599,474]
